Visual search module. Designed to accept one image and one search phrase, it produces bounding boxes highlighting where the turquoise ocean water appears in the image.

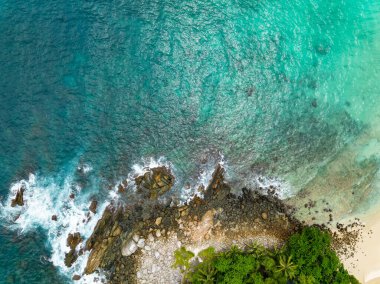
[0,0,379,282]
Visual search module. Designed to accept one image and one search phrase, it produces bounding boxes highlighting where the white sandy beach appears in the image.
[344,209,380,284]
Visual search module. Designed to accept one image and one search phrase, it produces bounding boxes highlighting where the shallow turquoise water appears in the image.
[0,0,379,282]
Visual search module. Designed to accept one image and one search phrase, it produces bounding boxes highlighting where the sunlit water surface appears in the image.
[0,0,379,282]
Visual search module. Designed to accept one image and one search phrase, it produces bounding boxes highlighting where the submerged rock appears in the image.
[11,185,25,207]
[311,99,318,108]
[135,166,175,199]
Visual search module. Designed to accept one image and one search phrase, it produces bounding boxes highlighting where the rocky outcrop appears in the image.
[118,180,128,193]
[83,166,176,275]
[204,164,230,200]
[64,233,82,267]
[135,167,175,199]
[89,200,98,214]
[84,242,108,274]
[80,164,230,279]
[84,206,124,274]
[77,164,303,283]
[67,233,82,250]
[11,185,25,207]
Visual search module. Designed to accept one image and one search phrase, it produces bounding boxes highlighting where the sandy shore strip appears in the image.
[344,209,380,284]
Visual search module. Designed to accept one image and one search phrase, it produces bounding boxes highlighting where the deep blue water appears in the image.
[0,0,379,283]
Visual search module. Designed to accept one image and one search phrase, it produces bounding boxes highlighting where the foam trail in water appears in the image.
[0,166,117,283]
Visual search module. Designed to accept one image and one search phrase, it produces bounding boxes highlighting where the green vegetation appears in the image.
[173,226,359,284]
[173,246,195,272]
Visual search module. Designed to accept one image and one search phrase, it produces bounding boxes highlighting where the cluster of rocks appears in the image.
[132,183,297,283]
[64,233,82,267]
[10,163,360,283]
[135,166,175,199]
[135,230,182,284]
[121,234,146,257]
[59,164,302,283]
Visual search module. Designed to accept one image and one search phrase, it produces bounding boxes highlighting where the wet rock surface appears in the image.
[204,164,229,199]
[89,200,98,214]
[64,233,82,268]
[135,166,175,199]
[118,180,128,193]
[67,233,82,250]
[72,275,81,281]
[84,206,124,274]
[11,185,25,207]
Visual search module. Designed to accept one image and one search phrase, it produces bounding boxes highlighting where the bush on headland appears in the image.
[173,226,359,284]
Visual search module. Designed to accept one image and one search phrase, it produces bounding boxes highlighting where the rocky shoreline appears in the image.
[9,164,362,283]
[71,165,304,283]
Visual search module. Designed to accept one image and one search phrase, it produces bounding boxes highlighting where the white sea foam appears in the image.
[253,175,293,199]
[130,156,174,177]
[78,163,93,174]
[179,152,227,204]
[0,165,115,283]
